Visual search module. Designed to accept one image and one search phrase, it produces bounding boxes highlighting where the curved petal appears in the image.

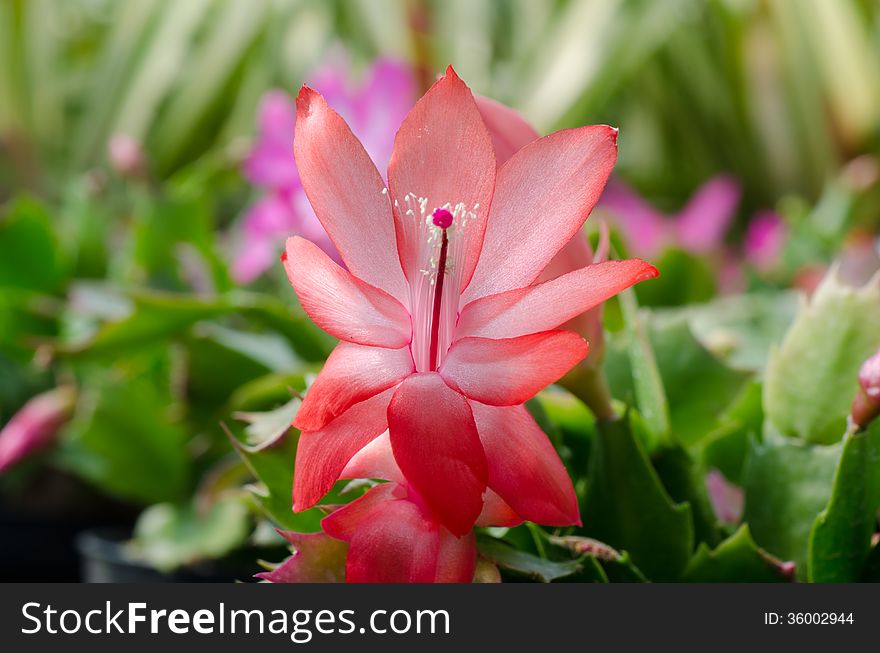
[321,483,401,541]
[283,237,411,348]
[472,402,580,526]
[475,95,540,167]
[440,331,589,405]
[331,490,441,583]
[457,259,658,339]
[293,389,394,511]
[387,373,487,536]
[463,125,618,302]
[674,175,740,254]
[476,488,523,528]
[388,67,496,293]
[340,431,404,483]
[294,87,409,304]
[599,180,667,258]
[435,529,477,583]
[294,343,413,431]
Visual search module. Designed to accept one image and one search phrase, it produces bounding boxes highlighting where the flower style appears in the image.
[232,59,416,283]
[283,66,657,581]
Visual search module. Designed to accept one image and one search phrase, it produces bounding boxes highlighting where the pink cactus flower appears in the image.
[232,59,416,284]
[283,67,657,581]
[600,175,741,259]
[744,210,787,272]
[705,469,744,526]
[851,347,880,429]
[0,387,76,473]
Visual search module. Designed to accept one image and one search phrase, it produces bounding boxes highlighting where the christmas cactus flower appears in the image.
[851,347,880,429]
[283,66,657,581]
[0,387,76,474]
[232,59,416,283]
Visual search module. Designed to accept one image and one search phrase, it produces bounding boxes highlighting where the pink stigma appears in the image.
[432,208,453,229]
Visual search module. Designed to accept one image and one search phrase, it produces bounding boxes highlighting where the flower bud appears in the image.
[107,133,145,178]
[0,387,76,473]
[851,348,880,430]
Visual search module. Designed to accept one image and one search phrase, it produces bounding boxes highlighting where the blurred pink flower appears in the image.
[852,347,880,430]
[744,210,787,272]
[0,387,76,473]
[232,59,416,284]
[705,469,744,526]
[600,175,741,258]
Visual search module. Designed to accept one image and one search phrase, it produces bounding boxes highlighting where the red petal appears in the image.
[463,125,618,303]
[388,67,495,293]
[294,342,413,431]
[283,237,411,348]
[334,490,441,583]
[472,402,580,526]
[435,529,477,583]
[321,483,401,541]
[293,389,393,511]
[457,259,658,339]
[387,373,487,536]
[294,87,409,304]
[341,431,404,483]
[477,488,523,528]
[440,331,589,405]
[475,95,540,167]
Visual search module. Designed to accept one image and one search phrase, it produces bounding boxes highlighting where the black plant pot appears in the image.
[76,528,284,583]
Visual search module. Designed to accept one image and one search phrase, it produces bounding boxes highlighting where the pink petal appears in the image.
[326,486,441,583]
[744,210,786,271]
[243,91,299,189]
[471,402,580,526]
[341,431,404,484]
[294,343,413,432]
[457,259,658,340]
[388,66,496,293]
[705,469,744,526]
[256,531,347,583]
[440,331,589,405]
[321,483,401,540]
[283,237,411,348]
[538,227,595,282]
[353,59,416,172]
[387,373,487,536]
[474,95,540,167]
[0,387,76,473]
[345,503,439,583]
[463,125,618,303]
[294,87,409,304]
[293,389,394,511]
[435,529,477,583]
[477,488,523,528]
[599,180,668,258]
[674,175,741,253]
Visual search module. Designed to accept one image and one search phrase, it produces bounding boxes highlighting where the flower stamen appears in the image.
[428,208,452,371]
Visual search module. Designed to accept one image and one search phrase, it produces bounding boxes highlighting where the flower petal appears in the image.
[283,236,411,348]
[457,259,658,339]
[293,389,393,511]
[387,373,487,536]
[463,125,618,302]
[294,343,413,431]
[294,87,409,304]
[388,66,496,292]
[440,331,589,405]
[475,95,540,167]
[435,530,477,583]
[599,180,668,258]
[325,487,441,583]
[674,175,740,254]
[321,483,401,540]
[471,402,580,526]
[477,488,523,528]
[340,431,404,483]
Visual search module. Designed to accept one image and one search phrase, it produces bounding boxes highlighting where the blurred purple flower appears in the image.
[705,468,744,526]
[0,387,76,474]
[744,210,787,272]
[600,175,741,258]
[232,59,416,284]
